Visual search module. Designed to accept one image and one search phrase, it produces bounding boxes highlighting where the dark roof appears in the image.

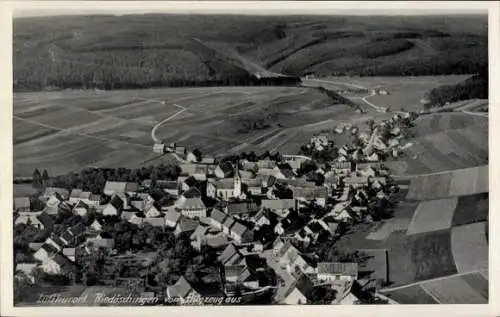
[218,244,240,264]
[69,222,86,236]
[226,202,258,215]
[99,232,113,239]
[285,274,314,299]
[261,175,277,187]
[61,231,74,243]
[218,161,234,174]
[52,253,74,270]
[177,217,199,233]
[109,195,124,211]
[40,243,58,255]
[183,176,198,188]
[276,163,295,178]
[317,262,358,276]
[73,200,89,211]
[182,187,201,198]
[307,221,324,233]
[36,212,54,229]
[48,234,66,248]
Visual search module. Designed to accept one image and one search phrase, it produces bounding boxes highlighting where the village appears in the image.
[13,111,418,305]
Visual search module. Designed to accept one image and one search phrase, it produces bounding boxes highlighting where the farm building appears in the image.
[153,143,166,154]
[317,262,359,282]
[103,181,138,196]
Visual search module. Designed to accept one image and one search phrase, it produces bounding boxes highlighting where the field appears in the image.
[13,86,364,177]
[386,113,488,176]
[325,75,471,112]
[382,271,488,304]
[405,165,488,200]
[452,193,489,226]
[406,198,457,235]
[336,172,488,289]
[450,222,488,274]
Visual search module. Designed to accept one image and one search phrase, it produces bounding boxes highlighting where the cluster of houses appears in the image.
[14,113,405,305]
[311,111,417,162]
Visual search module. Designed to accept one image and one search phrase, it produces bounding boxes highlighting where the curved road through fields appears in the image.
[133,97,188,163]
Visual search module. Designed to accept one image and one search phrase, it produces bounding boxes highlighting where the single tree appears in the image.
[32,169,42,190]
[41,169,49,189]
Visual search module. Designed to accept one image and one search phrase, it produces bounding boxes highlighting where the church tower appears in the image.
[233,161,242,198]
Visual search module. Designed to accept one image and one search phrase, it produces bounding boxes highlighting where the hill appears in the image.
[423,72,488,108]
[13,14,488,91]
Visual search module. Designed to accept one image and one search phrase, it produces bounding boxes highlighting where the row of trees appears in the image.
[38,164,181,194]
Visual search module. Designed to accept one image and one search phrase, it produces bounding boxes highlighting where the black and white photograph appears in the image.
[2,1,497,313]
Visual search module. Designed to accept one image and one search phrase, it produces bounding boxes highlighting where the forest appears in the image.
[13,14,487,91]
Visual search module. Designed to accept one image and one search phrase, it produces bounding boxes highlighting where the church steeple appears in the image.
[233,160,242,198]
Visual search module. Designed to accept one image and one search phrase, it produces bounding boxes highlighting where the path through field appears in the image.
[379,269,488,293]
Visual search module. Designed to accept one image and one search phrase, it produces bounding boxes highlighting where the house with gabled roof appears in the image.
[256,159,276,170]
[44,192,64,214]
[73,200,90,216]
[260,174,277,188]
[241,178,262,195]
[175,196,206,219]
[15,262,37,283]
[177,176,198,192]
[45,234,65,251]
[34,243,58,262]
[283,274,314,305]
[261,199,297,218]
[225,202,258,219]
[142,217,165,228]
[273,163,295,180]
[89,218,104,232]
[215,161,234,179]
[166,276,202,305]
[69,189,92,204]
[218,244,243,266]
[15,211,53,231]
[174,217,199,237]
[209,209,227,231]
[87,232,115,249]
[102,194,124,216]
[41,253,75,276]
[317,262,358,282]
[145,205,162,218]
[343,176,369,188]
[103,181,138,196]
[329,202,354,224]
[229,221,253,244]
[291,186,328,207]
[252,209,272,228]
[14,197,30,212]
[41,187,69,201]
[165,211,182,228]
[63,248,76,262]
[222,216,236,235]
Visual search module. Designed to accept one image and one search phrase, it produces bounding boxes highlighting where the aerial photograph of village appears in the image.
[12,9,489,306]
